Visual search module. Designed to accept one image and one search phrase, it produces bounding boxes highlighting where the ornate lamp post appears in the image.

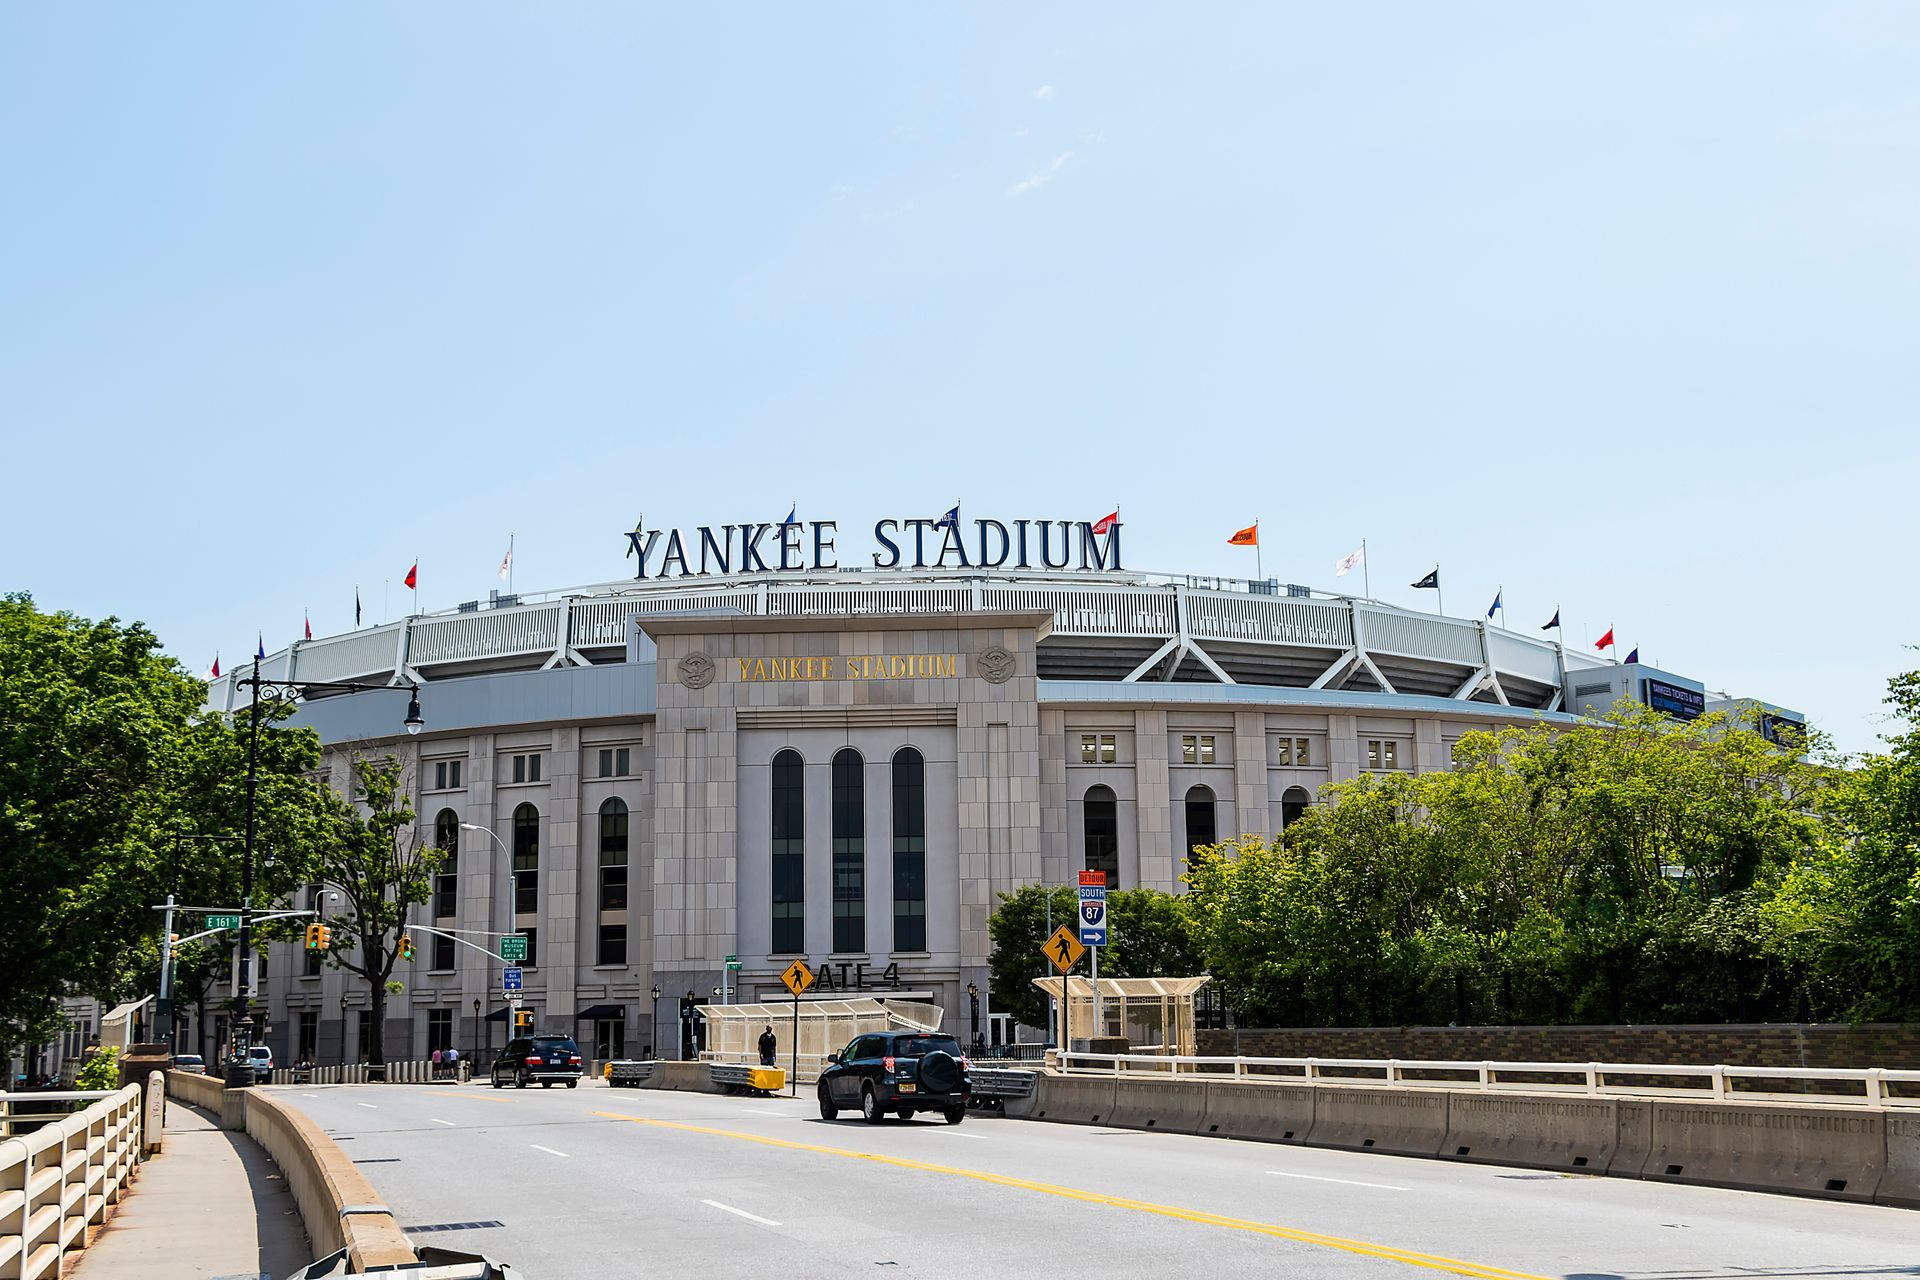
[967,982,980,1049]
[649,985,662,1061]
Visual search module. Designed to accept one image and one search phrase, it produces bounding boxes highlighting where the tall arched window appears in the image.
[832,748,865,954]
[432,810,459,917]
[891,748,925,952]
[597,798,629,965]
[1084,785,1119,888]
[512,803,539,916]
[1184,785,1217,858]
[770,750,805,954]
[1281,786,1311,831]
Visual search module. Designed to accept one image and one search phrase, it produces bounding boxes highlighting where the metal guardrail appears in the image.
[0,1083,143,1280]
[970,1068,1039,1100]
[1056,1052,1920,1107]
[607,1060,658,1088]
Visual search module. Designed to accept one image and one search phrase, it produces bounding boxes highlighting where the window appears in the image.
[1078,733,1117,764]
[892,748,926,953]
[1276,737,1312,766]
[297,1011,318,1064]
[1180,734,1217,765]
[512,803,539,915]
[432,759,463,790]
[431,933,454,971]
[1282,786,1311,829]
[433,810,459,918]
[427,1008,453,1055]
[832,748,865,954]
[597,923,627,967]
[770,750,805,954]
[520,926,539,968]
[1084,785,1119,888]
[598,798,629,911]
[355,1010,375,1062]
[1184,785,1217,854]
[597,747,632,778]
[594,1019,625,1062]
[511,753,543,784]
[1366,740,1404,771]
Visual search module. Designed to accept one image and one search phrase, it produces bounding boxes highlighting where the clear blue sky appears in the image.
[3,6,1914,753]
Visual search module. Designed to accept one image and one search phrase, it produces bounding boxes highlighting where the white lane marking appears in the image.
[357,1103,378,1109]
[303,1094,320,1099]
[530,1144,570,1158]
[1267,1170,1407,1191]
[941,1130,988,1139]
[432,1118,456,1127]
[700,1199,780,1228]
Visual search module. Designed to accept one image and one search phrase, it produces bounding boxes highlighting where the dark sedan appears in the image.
[817,1030,971,1124]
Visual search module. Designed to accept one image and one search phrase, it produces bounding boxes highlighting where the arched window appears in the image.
[832,748,865,954]
[1281,786,1311,831]
[1084,785,1119,889]
[1184,785,1217,857]
[770,750,805,954]
[432,809,459,921]
[512,803,539,917]
[891,748,926,952]
[597,798,629,965]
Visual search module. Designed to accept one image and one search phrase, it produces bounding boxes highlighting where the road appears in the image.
[271,1081,1918,1280]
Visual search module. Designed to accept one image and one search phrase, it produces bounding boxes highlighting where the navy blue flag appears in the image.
[780,505,797,526]
[1541,608,1560,630]
[1625,647,1640,664]
[355,589,362,628]
[256,633,266,660]
[1411,568,1439,590]
[934,503,960,531]
[1487,590,1502,619]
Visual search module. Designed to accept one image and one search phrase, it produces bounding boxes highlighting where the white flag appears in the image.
[498,547,513,581]
[1335,545,1365,577]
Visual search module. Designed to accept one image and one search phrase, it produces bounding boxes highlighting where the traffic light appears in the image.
[317,924,331,949]
[398,934,415,961]
[304,923,322,950]
[514,1009,533,1030]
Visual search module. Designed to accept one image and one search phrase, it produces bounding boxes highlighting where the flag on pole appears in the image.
[780,505,797,527]
[1335,545,1364,577]
[1486,590,1502,620]
[1595,627,1615,651]
[1091,509,1119,536]
[209,654,221,679]
[1228,523,1258,546]
[1542,608,1560,631]
[933,503,960,532]
[355,588,362,628]
[404,563,418,591]
[304,611,312,641]
[498,544,513,582]
[1411,568,1440,590]
[1625,646,1639,664]
[256,633,266,661]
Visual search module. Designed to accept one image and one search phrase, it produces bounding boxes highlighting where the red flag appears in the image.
[209,654,220,679]
[1595,627,1615,650]
[404,563,418,591]
[1091,510,1119,536]
[304,612,312,641]
[1228,523,1258,547]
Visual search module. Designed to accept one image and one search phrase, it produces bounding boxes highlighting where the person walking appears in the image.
[757,1024,777,1067]
[431,1047,443,1078]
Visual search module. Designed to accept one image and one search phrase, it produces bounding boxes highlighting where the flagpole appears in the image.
[1362,539,1370,600]
[508,534,515,595]
[383,581,389,626]
[413,554,419,616]
[1436,566,1444,617]
[1254,519,1262,583]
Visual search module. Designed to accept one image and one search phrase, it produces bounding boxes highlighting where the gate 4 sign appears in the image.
[780,959,815,998]
[1043,925,1086,973]
[1078,886,1108,946]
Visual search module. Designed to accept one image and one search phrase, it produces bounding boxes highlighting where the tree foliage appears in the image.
[987,883,1205,1029]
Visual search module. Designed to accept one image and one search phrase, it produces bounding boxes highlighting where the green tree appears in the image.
[986,884,1204,1031]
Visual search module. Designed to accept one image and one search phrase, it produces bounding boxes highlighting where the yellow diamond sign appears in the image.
[1043,925,1086,974]
[780,959,815,997]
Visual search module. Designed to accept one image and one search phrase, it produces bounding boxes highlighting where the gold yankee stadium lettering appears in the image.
[736,653,959,682]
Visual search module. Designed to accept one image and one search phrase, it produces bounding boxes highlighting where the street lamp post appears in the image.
[229,661,421,1087]
[460,822,518,1057]
[338,995,349,1066]
[967,982,980,1050]
[649,985,661,1061]
[472,997,481,1062]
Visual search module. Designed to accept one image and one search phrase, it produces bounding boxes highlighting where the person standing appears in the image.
[757,1024,777,1067]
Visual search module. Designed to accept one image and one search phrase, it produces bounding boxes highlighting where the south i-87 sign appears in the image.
[1078,886,1108,946]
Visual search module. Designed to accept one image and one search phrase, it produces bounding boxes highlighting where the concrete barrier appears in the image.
[242,1089,417,1270]
[639,1061,725,1093]
[143,1071,166,1155]
[1105,1078,1209,1134]
[1202,1080,1317,1144]
[1612,1097,1655,1178]
[1643,1100,1885,1202]
[1443,1092,1617,1172]
[1879,1113,1920,1208]
[1307,1086,1450,1158]
[1029,1076,1118,1126]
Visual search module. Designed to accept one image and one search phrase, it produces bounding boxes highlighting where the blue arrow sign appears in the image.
[502,966,523,992]
[1078,886,1108,946]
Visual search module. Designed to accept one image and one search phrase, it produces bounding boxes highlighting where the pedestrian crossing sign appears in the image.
[1043,925,1086,973]
[780,959,815,997]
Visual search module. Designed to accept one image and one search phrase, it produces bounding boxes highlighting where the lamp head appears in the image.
[651,985,661,1001]
[403,691,424,735]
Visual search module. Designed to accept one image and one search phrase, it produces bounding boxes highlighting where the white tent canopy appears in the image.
[698,998,944,1084]
[1032,976,1212,1055]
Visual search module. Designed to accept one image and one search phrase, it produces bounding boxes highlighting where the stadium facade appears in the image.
[202,516,1804,1067]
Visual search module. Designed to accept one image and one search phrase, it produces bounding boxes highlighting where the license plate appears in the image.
[899,1082,916,1092]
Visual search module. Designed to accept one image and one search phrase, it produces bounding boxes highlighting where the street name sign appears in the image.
[725,954,742,971]
[205,914,241,931]
[1044,925,1086,973]
[498,935,528,962]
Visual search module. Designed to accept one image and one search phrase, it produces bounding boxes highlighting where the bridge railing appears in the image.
[0,1084,143,1280]
[1055,1052,1920,1107]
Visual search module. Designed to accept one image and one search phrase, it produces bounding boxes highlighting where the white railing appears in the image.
[0,1084,143,1280]
[0,1091,120,1139]
[1056,1052,1920,1108]
[268,1060,453,1085]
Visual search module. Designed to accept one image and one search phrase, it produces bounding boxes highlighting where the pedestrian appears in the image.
[444,1045,459,1080]
[432,1046,443,1077]
[757,1024,777,1067]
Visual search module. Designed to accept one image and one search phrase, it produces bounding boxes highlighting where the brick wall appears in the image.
[1196,1024,1920,1069]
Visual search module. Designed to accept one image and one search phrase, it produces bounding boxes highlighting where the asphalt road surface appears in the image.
[271,1081,1919,1280]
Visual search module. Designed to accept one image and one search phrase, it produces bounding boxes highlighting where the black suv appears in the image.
[818,1031,971,1124]
[490,1035,583,1089]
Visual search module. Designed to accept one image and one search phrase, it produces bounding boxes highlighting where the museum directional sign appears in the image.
[1044,925,1086,973]
[498,935,528,962]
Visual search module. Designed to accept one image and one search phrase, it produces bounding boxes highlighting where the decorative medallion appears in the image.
[977,645,1016,685]
[678,651,716,690]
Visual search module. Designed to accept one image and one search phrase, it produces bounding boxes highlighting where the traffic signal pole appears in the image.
[158,893,176,1047]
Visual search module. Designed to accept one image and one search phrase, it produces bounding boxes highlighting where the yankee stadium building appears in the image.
[205,514,1804,1066]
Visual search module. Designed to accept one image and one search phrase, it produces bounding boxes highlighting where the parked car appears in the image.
[247,1045,273,1083]
[817,1031,971,1124]
[172,1054,207,1075]
[490,1035,583,1088]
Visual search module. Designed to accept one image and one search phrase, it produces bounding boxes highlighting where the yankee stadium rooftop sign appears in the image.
[624,515,1124,580]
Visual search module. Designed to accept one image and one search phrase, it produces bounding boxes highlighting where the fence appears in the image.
[1056,1052,1920,1107]
[268,1059,458,1085]
[0,1083,144,1280]
[0,1091,121,1139]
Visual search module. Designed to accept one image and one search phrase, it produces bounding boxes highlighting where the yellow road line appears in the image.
[592,1111,1548,1280]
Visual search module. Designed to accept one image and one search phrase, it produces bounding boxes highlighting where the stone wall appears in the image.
[1197,1024,1920,1069]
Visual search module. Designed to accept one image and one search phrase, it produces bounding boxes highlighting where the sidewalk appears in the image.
[74,1099,311,1280]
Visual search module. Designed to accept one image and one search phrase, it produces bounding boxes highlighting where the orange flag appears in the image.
[1228,523,1258,547]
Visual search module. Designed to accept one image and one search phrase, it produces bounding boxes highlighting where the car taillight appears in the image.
[568,1055,581,1064]
[959,1056,970,1071]
[525,1056,542,1065]
[883,1056,896,1072]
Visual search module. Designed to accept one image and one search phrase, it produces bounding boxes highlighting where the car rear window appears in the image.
[895,1037,962,1057]
[532,1038,577,1052]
